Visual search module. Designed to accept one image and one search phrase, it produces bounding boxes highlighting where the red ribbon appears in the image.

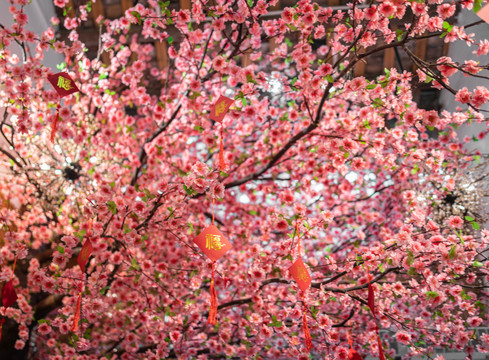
[208,261,218,325]
[366,268,385,360]
[218,124,226,171]
[50,103,60,143]
[301,292,312,352]
[0,256,18,342]
[71,221,94,332]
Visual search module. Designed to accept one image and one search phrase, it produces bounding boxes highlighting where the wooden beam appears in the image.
[412,35,427,73]
[155,41,168,70]
[383,47,395,71]
[179,0,191,10]
[66,0,76,18]
[241,49,252,67]
[354,59,366,77]
[121,0,133,12]
[91,0,105,27]
[269,0,281,10]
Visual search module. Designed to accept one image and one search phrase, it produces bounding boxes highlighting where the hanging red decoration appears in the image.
[366,268,386,360]
[71,221,94,332]
[46,72,80,143]
[0,256,18,342]
[347,332,364,360]
[288,219,313,352]
[209,92,234,171]
[193,213,232,325]
[209,95,234,123]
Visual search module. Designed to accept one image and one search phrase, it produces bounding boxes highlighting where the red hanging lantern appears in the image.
[193,223,232,325]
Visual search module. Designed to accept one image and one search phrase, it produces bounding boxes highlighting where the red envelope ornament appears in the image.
[78,238,93,273]
[209,96,234,123]
[193,225,232,261]
[71,237,93,332]
[289,258,312,292]
[47,72,80,97]
[2,280,17,308]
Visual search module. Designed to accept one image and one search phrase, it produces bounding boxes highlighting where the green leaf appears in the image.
[123,224,133,234]
[57,245,65,254]
[247,0,254,7]
[131,11,141,24]
[406,250,414,266]
[282,254,293,261]
[449,245,457,260]
[100,286,110,295]
[465,216,474,221]
[474,0,483,13]
[168,36,173,45]
[471,222,480,230]
[473,260,484,267]
[131,257,140,270]
[107,200,117,214]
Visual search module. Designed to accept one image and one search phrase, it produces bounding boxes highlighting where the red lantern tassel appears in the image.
[367,276,385,360]
[208,261,218,325]
[50,103,60,143]
[71,291,82,332]
[218,125,226,171]
[302,293,312,352]
[0,318,4,342]
[377,333,385,360]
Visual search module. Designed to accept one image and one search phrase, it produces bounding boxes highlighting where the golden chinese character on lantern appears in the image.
[205,234,224,250]
[57,76,73,91]
[214,101,227,116]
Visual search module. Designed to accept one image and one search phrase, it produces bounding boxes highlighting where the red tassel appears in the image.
[377,333,385,360]
[0,318,4,342]
[208,261,218,325]
[71,291,82,332]
[50,104,60,143]
[368,282,376,317]
[218,125,226,171]
[302,306,312,352]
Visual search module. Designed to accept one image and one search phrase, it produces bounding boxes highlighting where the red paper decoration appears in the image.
[193,225,232,262]
[209,96,234,123]
[209,92,234,171]
[47,72,80,97]
[46,72,79,143]
[71,223,94,333]
[2,280,17,308]
[289,219,312,352]
[193,223,232,325]
[289,258,311,292]
[0,256,17,342]
[366,269,385,360]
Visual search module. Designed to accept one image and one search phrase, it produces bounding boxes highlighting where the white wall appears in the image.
[0,0,63,67]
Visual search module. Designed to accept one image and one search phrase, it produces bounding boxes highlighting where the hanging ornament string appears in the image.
[71,219,94,333]
[0,254,18,342]
[347,330,363,360]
